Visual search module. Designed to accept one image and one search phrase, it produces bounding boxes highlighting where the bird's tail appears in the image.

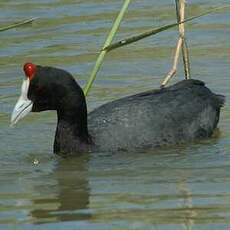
[215,94,225,108]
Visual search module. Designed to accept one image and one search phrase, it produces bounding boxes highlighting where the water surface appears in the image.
[0,0,230,229]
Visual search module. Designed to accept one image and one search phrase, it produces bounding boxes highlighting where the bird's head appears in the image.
[11,63,84,126]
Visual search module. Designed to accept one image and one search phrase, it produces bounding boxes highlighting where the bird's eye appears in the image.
[35,85,45,95]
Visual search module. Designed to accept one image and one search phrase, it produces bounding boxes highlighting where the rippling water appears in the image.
[0,0,230,229]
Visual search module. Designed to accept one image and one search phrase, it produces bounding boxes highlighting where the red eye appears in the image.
[23,63,36,80]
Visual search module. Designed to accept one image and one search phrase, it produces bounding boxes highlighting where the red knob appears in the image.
[23,63,36,80]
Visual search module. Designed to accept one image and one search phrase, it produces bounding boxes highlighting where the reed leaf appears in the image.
[103,5,230,52]
[0,17,37,32]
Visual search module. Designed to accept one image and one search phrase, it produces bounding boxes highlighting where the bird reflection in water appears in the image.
[30,154,91,224]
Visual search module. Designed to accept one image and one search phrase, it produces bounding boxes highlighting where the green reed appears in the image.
[0,18,37,32]
[84,4,230,95]
[83,0,131,96]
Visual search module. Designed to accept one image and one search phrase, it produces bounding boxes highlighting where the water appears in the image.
[0,0,230,229]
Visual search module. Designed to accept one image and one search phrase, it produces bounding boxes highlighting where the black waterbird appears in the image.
[11,63,224,155]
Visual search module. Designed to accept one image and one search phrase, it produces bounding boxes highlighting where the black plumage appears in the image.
[18,65,225,154]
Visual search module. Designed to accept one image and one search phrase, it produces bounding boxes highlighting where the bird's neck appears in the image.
[54,102,92,155]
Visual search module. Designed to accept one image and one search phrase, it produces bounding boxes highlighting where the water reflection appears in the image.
[88,141,230,229]
[28,148,203,227]
[177,175,196,230]
[30,155,91,224]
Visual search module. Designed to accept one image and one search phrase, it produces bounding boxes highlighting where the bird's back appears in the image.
[88,79,224,152]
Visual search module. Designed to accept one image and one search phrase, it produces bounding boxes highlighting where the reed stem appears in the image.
[177,0,191,79]
[161,0,189,87]
[83,0,131,96]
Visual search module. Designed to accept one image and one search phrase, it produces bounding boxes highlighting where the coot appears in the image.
[11,63,224,154]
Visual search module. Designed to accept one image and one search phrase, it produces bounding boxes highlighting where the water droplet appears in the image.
[33,159,39,165]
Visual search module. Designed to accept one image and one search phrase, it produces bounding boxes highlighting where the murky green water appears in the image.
[0,0,230,229]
